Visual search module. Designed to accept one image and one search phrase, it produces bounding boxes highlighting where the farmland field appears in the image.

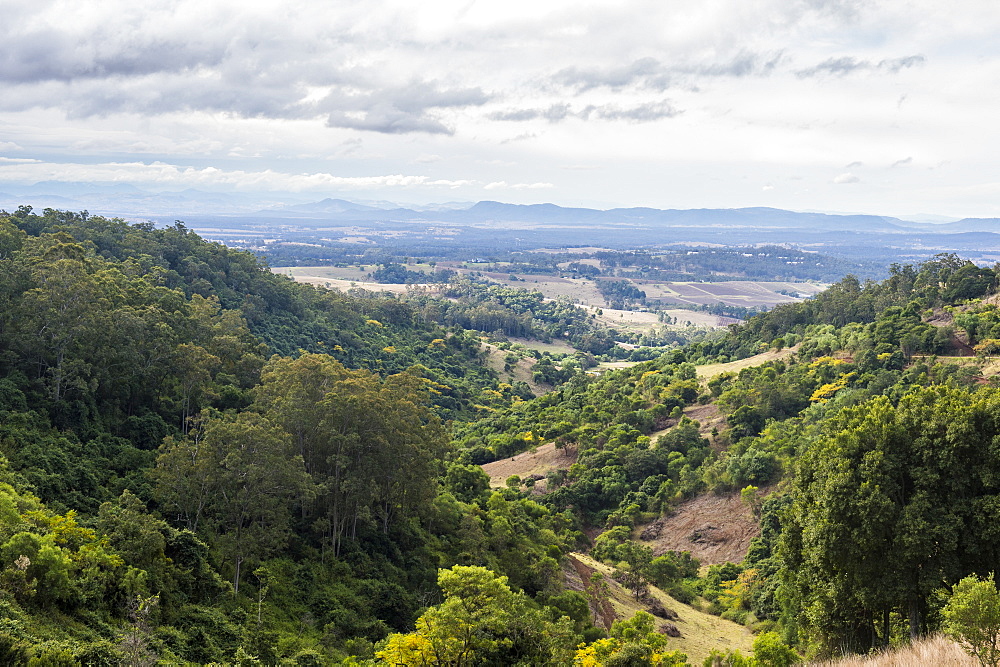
[641,280,826,308]
[274,266,826,331]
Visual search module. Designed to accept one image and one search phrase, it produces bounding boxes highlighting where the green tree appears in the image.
[254,354,446,556]
[780,385,1000,653]
[943,574,1000,667]
[153,411,307,594]
[377,565,578,665]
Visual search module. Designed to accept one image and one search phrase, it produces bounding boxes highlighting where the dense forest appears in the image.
[1,207,1000,664]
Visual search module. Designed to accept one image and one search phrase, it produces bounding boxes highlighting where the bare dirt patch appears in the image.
[481,441,577,489]
[635,492,759,565]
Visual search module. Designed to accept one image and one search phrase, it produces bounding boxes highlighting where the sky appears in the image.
[1,0,1000,218]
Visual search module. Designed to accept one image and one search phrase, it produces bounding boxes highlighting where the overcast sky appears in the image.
[1,0,999,217]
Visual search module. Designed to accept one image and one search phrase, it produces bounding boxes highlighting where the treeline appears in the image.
[712,255,997,359]
[405,279,618,354]
[595,278,646,309]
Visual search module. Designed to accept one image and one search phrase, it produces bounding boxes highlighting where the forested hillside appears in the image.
[1,208,999,665]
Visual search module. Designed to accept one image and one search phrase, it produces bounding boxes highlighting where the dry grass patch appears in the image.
[507,336,576,355]
[810,634,974,666]
[696,345,801,379]
[568,552,754,664]
[481,441,576,490]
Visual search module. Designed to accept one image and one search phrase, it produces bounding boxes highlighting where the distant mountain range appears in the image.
[252,198,998,236]
[2,183,996,232]
[2,185,998,265]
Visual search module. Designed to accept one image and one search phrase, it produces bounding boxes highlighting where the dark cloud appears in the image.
[0,4,488,134]
[797,56,868,77]
[321,82,491,135]
[879,55,926,73]
[552,51,781,94]
[326,106,453,135]
[684,51,784,77]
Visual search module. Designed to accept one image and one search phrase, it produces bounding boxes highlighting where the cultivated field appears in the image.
[276,266,826,337]
[642,280,826,309]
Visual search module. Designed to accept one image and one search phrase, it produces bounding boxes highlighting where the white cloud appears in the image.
[833,172,860,184]
[484,181,554,190]
[0,159,477,192]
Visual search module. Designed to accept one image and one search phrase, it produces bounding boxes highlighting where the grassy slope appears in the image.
[481,441,576,489]
[569,552,754,665]
[695,344,801,378]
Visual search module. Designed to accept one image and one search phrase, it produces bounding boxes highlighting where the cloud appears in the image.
[0,158,476,192]
[322,82,491,135]
[551,51,782,94]
[0,3,494,134]
[484,181,554,190]
[797,54,925,78]
[492,100,680,124]
[846,161,864,168]
[583,101,681,122]
[491,104,572,122]
[891,157,913,168]
[879,55,926,73]
[833,172,860,184]
[681,51,784,78]
[554,57,671,92]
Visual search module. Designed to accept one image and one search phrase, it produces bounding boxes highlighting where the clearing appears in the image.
[696,345,800,379]
[633,492,760,566]
[480,342,552,396]
[481,441,576,490]
[565,552,754,664]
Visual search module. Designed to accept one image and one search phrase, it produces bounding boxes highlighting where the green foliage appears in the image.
[377,565,579,666]
[703,632,797,666]
[943,574,1000,667]
[5,210,1000,663]
[781,385,1000,653]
